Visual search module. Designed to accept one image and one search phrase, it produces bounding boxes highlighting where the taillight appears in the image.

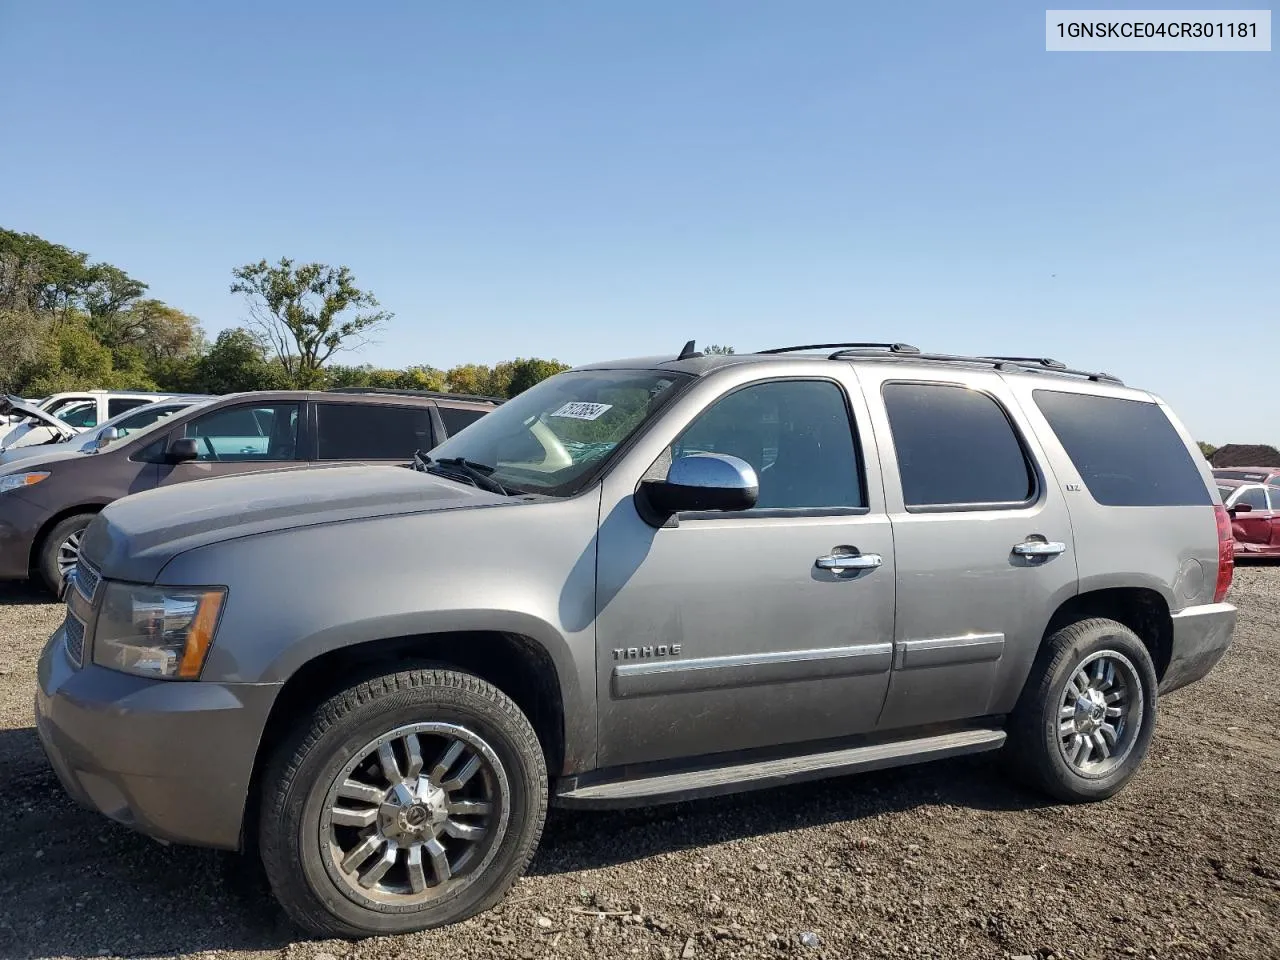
[1214,504,1234,603]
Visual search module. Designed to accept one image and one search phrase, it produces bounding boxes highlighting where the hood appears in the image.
[0,396,77,440]
[0,446,85,470]
[81,463,514,583]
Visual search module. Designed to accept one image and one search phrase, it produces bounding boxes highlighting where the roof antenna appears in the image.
[677,339,701,360]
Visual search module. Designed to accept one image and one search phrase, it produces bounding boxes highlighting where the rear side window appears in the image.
[1033,391,1211,507]
[883,383,1034,509]
[438,406,488,438]
[108,398,151,418]
[317,404,434,460]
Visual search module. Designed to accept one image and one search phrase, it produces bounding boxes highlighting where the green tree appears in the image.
[703,344,735,355]
[231,258,392,388]
[445,363,497,396]
[1197,441,1217,460]
[17,317,116,395]
[0,229,93,317]
[505,357,570,397]
[192,328,287,394]
[84,264,148,346]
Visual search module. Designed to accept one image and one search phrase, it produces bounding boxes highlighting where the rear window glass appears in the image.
[438,406,488,438]
[317,403,434,460]
[882,383,1034,508]
[1033,391,1211,507]
[1215,470,1270,482]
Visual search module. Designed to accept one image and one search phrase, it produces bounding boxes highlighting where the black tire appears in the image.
[1006,617,1158,803]
[37,512,95,595]
[258,667,547,938]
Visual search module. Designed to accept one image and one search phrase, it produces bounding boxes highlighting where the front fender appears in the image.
[155,492,602,772]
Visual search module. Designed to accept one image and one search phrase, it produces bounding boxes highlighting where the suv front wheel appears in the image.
[1007,617,1158,802]
[258,667,547,938]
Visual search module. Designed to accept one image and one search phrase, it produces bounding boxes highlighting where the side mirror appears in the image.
[640,453,759,520]
[167,437,200,463]
[95,426,120,450]
[1228,502,1252,514]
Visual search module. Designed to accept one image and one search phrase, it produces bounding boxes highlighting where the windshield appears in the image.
[1217,485,1235,502]
[427,369,691,496]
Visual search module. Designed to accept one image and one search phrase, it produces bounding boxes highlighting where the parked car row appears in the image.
[0,388,498,593]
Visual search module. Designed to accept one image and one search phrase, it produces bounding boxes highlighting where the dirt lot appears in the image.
[1,568,1277,960]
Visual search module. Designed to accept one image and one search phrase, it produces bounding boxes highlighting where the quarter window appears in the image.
[316,404,434,460]
[883,383,1034,509]
[182,403,299,462]
[671,380,864,510]
[1033,391,1211,507]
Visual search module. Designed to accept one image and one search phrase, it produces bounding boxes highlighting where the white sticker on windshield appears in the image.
[550,401,613,421]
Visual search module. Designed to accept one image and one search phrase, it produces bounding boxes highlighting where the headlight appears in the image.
[0,472,50,493]
[93,583,226,679]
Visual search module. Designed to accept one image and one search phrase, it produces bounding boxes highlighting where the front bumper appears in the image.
[0,490,47,579]
[1160,602,1237,694]
[35,625,281,850]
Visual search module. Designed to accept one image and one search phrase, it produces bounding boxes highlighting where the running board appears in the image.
[554,727,1006,809]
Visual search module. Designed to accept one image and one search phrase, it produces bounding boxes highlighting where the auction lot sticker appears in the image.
[551,402,613,420]
[1046,10,1271,50]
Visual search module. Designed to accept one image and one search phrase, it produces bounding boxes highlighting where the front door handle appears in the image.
[816,553,883,574]
[1012,540,1067,558]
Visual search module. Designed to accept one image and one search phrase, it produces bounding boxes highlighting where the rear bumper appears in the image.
[1161,602,1236,694]
[35,625,281,850]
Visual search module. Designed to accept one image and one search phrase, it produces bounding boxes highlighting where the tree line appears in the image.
[0,228,571,400]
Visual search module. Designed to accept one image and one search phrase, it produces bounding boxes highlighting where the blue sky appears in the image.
[1,1,1275,444]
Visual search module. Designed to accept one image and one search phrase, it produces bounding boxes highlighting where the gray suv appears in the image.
[35,343,1237,938]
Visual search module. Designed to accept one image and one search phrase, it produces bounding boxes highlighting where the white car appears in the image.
[0,396,211,465]
[0,390,174,450]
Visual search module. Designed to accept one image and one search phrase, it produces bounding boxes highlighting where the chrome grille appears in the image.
[72,562,101,601]
[63,613,86,667]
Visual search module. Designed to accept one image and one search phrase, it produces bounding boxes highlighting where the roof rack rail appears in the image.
[814,347,1124,384]
[324,387,504,404]
[978,356,1122,383]
[759,342,921,358]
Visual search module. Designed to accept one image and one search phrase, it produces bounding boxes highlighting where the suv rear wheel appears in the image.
[258,667,547,937]
[1007,617,1158,802]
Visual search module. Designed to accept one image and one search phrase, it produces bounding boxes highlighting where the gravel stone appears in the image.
[1,568,1278,959]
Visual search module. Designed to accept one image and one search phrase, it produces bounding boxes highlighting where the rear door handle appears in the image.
[816,553,883,573]
[1012,540,1067,558]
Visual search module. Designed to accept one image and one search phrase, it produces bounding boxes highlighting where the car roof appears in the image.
[1213,466,1279,475]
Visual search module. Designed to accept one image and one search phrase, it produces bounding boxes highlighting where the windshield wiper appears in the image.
[414,452,511,496]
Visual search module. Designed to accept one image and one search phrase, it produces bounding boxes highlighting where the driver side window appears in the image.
[181,403,299,462]
[670,380,864,510]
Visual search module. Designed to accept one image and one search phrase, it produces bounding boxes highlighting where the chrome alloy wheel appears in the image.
[57,529,83,579]
[1057,650,1143,777]
[320,722,510,911]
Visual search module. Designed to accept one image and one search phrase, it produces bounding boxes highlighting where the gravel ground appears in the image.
[1,568,1277,960]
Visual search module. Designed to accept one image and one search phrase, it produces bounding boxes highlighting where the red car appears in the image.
[1218,478,1280,557]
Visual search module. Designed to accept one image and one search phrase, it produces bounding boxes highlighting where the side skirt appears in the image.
[552,724,1006,809]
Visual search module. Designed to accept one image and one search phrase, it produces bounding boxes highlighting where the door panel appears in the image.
[859,370,1080,731]
[594,372,896,768]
